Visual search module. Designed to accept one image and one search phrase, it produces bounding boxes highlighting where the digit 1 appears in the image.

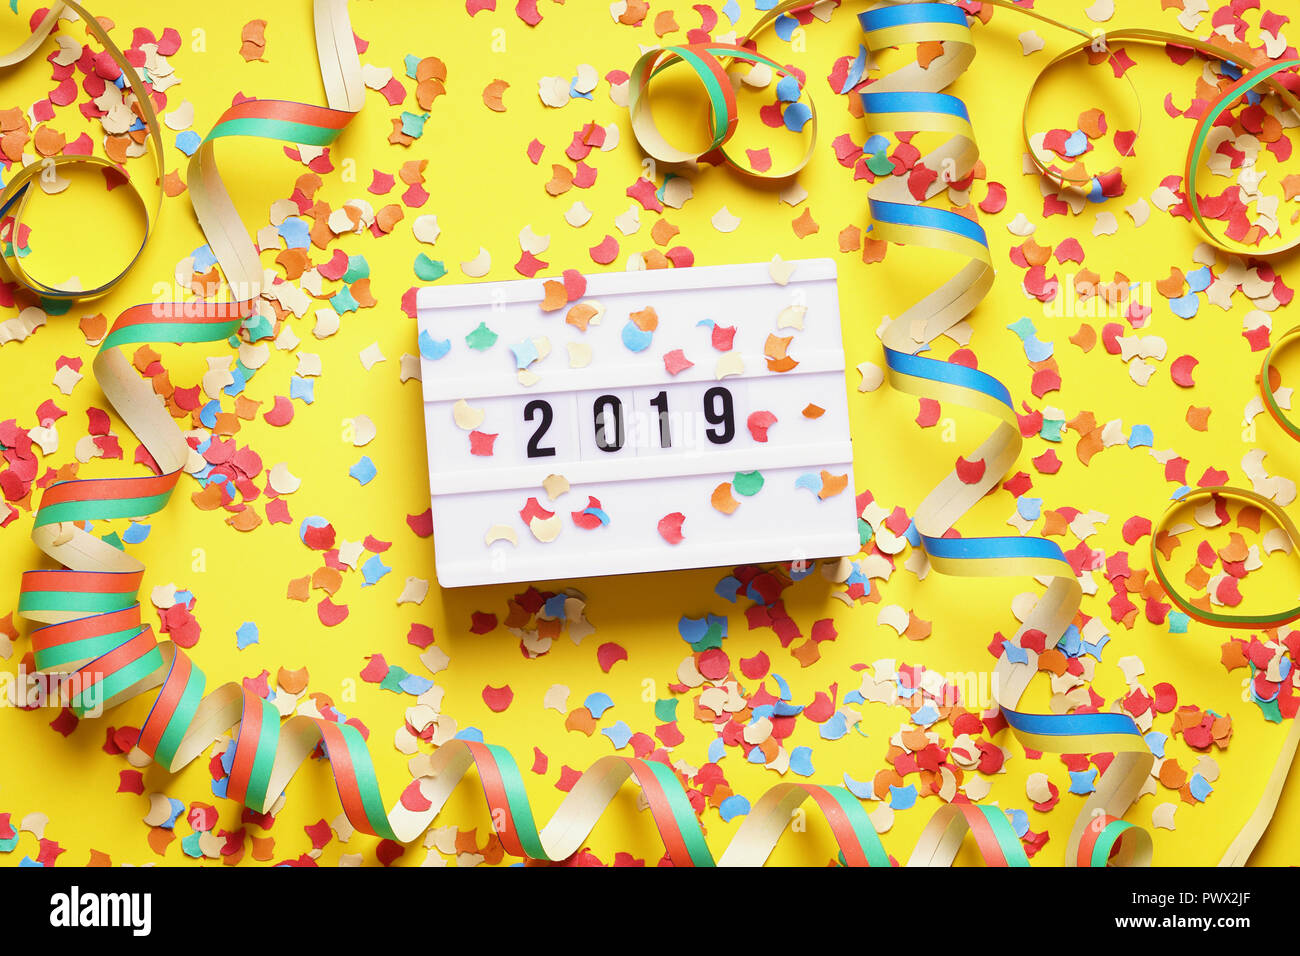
[592,394,624,452]
[649,390,671,448]
[703,386,734,444]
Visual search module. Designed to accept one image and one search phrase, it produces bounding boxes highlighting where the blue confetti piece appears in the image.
[773,12,798,40]
[399,672,435,696]
[1068,768,1098,795]
[602,720,633,750]
[715,575,742,602]
[544,594,567,619]
[419,330,452,361]
[1169,292,1199,318]
[235,622,259,650]
[1060,624,1082,658]
[1007,316,1054,362]
[1002,640,1029,665]
[721,0,741,23]
[276,217,311,249]
[1128,424,1154,448]
[349,455,377,485]
[783,101,813,133]
[585,692,614,718]
[773,701,804,717]
[840,45,868,93]
[1087,176,1105,204]
[1188,773,1214,802]
[1144,730,1168,758]
[775,74,801,103]
[621,320,653,352]
[162,797,185,829]
[1017,496,1043,521]
[794,472,822,495]
[511,338,539,368]
[911,703,940,727]
[863,133,889,154]
[1168,611,1190,634]
[718,794,750,821]
[788,746,815,777]
[582,507,610,526]
[222,364,248,398]
[843,773,873,799]
[1007,807,1030,838]
[454,726,485,742]
[1063,129,1088,157]
[844,690,865,706]
[121,520,151,544]
[191,244,218,272]
[747,747,767,765]
[820,712,848,741]
[289,375,315,404]
[888,783,918,810]
[772,673,792,701]
[175,130,201,156]
[1081,634,1110,660]
[707,737,727,763]
[1186,265,1213,292]
[361,554,391,586]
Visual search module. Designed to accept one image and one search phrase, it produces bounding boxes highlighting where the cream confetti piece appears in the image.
[711,206,741,233]
[461,247,491,277]
[453,399,486,430]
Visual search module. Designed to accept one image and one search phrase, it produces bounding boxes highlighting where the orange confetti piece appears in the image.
[711,482,740,515]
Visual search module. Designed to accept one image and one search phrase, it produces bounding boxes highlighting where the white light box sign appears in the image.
[416,258,857,587]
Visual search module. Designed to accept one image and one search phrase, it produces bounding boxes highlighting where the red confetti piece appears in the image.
[657,512,685,544]
[597,642,628,673]
[955,456,986,484]
[482,684,514,712]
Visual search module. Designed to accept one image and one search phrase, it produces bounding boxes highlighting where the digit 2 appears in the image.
[524,399,556,458]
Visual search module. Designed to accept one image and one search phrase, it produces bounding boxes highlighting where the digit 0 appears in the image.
[592,394,624,452]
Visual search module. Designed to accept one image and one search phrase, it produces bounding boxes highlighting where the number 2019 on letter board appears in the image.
[417,259,857,587]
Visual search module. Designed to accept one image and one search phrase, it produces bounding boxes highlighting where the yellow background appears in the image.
[1,0,1299,866]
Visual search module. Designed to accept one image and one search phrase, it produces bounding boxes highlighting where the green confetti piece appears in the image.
[733,470,765,497]
[465,321,499,351]
[343,255,370,283]
[654,698,678,722]
[858,517,873,548]
[415,254,446,281]
[400,112,429,138]
[866,151,894,176]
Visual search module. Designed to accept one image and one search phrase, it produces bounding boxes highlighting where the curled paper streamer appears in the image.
[860,1,1153,869]
[627,6,820,178]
